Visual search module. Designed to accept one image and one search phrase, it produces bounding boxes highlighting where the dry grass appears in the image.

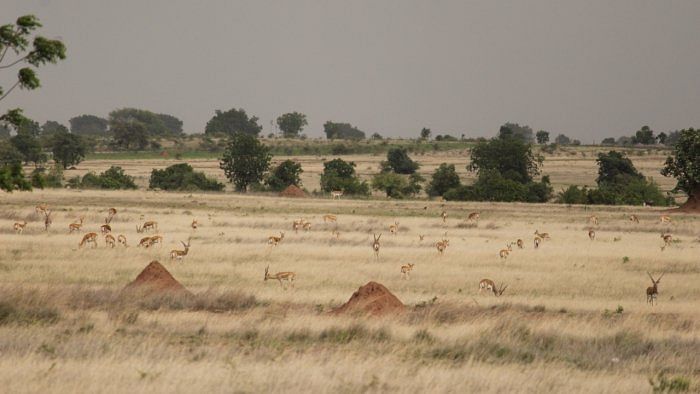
[0,184,698,393]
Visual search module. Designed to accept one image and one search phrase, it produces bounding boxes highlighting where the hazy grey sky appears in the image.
[4,0,700,142]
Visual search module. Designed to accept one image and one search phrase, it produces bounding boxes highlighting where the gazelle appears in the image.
[588,229,596,240]
[43,210,52,231]
[292,219,303,233]
[479,279,507,296]
[499,243,513,259]
[100,224,111,234]
[117,234,127,247]
[534,230,550,240]
[534,236,542,249]
[191,219,198,230]
[467,212,480,222]
[660,215,672,224]
[323,214,337,223]
[105,234,116,248]
[69,217,84,233]
[137,221,158,233]
[105,208,117,224]
[646,271,664,305]
[418,234,425,242]
[588,215,599,225]
[79,232,98,248]
[389,221,399,235]
[331,229,340,239]
[440,211,447,223]
[302,221,312,232]
[149,235,163,248]
[516,239,524,249]
[400,263,415,279]
[629,214,640,223]
[13,221,27,234]
[330,190,343,199]
[435,238,449,255]
[138,236,153,248]
[268,232,285,246]
[660,233,672,251]
[170,239,191,260]
[372,233,381,258]
[264,265,296,288]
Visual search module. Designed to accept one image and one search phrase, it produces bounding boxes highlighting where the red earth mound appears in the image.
[279,185,307,198]
[332,281,405,317]
[677,194,700,213]
[121,260,192,298]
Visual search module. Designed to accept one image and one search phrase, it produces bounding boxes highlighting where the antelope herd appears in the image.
[7,203,686,305]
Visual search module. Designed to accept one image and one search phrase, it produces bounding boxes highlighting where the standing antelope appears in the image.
[516,239,524,249]
[534,236,542,249]
[372,234,381,258]
[389,221,399,235]
[418,234,425,242]
[661,233,672,251]
[331,229,340,239]
[441,211,447,223]
[479,279,507,296]
[191,219,198,230]
[400,263,415,279]
[499,243,513,260]
[435,239,449,255]
[43,210,52,232]
[69,217,84,233]
[467,212,480,222]
[660,215,672,224]
[629,214,640,223]
[105,234,116,248]
[105,208,117,224]
[100,224,111,234]
[170,240,191,260]
[646,272,664,305]
[302,221,312,232]
[588,229,596,240]
[534,230,550,240]
[292,219,303,233]
[588,215,599,225]
[79,232,98,248]
[268,232,285,246]
[35,204,48,216]
[264,266,296,288]
[13,221,27,234]
[323,214,337,223]
[117,234,127,247]
[330,190,343,199]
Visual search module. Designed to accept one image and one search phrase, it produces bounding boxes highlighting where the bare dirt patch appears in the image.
[332,281,405,317]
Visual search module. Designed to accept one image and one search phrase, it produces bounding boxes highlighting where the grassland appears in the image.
[1,182,698,393]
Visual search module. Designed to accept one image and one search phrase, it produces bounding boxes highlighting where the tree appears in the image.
[427,163,461,197]
[656,132,668,145]
[372,172,423,199]
[0,124,10,139]
[0,162,31,191]
[0,140,23,166]
[17,118,41,137]
[469,134,543,183]
[157,113,183,135]
[382,148,419,174]
[319,158,370,195]
[371,132,383,140]
[601,137,616,145]
[535,130,549,144]
[219,133,271,192]
[323,121,366,140]
[276,112,307,138]
[420,127,431,140]
[108,108,177,137]
[632,125,655,145]
[149,163,224,191]
[596,151,642,185]
[10,131,45,166]
[205,108,262,137]
[554,134,571,145]
[69,114,108,135]
[51,130,86,168]
[661,128,700,208]
[111,121,149,150]
[41,120,68,137]
[77,166,137,189]
[266,160,303,191]
[499,123,534,143]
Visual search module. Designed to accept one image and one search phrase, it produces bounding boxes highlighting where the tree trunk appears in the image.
[680,186,700,211]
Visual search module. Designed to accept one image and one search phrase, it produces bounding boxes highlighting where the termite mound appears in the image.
[332,281,405,317]
[121,260,193,299]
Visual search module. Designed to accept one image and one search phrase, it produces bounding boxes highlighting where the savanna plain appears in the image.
[1,152,699,393]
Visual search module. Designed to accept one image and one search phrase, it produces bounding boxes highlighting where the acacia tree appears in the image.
[662,128,700,208]
[206,108,262,137]
[276,112,307,138]
[219,133,271,192]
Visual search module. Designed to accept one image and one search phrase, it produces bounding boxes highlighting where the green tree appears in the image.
[17,118,41,137]
[469,134,543,183]
[499,123,534,143]
[601,137,616,145]
[111,121,149,150]
[0,124,10,139]
[596,151,642,185]
[554,134,571,145]
[656,132,668,145]
[156,113,183,135]
[205,108,262,137]
[219,133,271,192]
[382,148,419,174]
[41,120,68,137]
[78,166,137,190]
[427,163,461,197]
[372,172,423,199]
[661,128,700,207]
[69,114,108,135]
[276,112,307,138]
[108,108,179,137]
[266,159,303,191]
[0,162,31,191]
[323,121,366,140]
[51,130,86,168]
[149,163,224,191]
[371,132,383,140]
[10,131,45,166]
[319,158,369,195]
[632,125,655,145]
[0,140,23,165]
[420,127,431,140]
[535,130,549,144]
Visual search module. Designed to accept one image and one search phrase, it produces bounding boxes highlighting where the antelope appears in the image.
[268,232,285,246]
[435,239,449,255]
[534,230,550,240]
[105,208,117,224]
[534,236,542,249]
[400,263,415,279]
[105,234,116,248]
[588,229,596,240]
[302,221,312,232]
[79,232,98,248]
[516,239,524,249]
[479,279,507,296]
[389,221,399,235]
[323,214,337,223]
[292,219,303,233]
[661,233,672,251]
[170,240,191,260]
[646,272,664,305]
[191,219,198,230]
[43,210,52,231]
[330,190,343,199]
[13,221,27,234]
[499,243,513,259]
[331,229,340,239]
[588,215,598,225]
[69,217,84,233]
[372,233,381,258]
[264,265,296,288]
[149,235,163,248]
[441,211,447,223]
[100,224,111,234]
[35,204,48,216]
[660,215,672,224]
[117,234,127,247]
[138,236,153,248]
[137,221,158,233]
[467,212,480,222]
[418,234,425,242]
[629,214,639,223]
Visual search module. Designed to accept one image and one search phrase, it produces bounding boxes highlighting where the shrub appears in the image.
[444,170,551,202]
[381,148,420,174]
[149,163,224,191]
[320,158,369,196]
[371,172,423,198]
[427,163,461,197]
[265,160,303,191]
[79,166,137,190]
[556,185,590,204]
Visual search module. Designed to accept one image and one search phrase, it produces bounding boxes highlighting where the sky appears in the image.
[3,0,700,142]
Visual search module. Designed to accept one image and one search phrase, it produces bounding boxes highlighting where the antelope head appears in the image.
[647,271,664,287]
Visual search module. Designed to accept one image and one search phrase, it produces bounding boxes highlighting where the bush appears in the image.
[265,160,303,191]
[381,147,419,174]
[0,163,32,192]
[78,166,137,190]
[371,172,423,198]
[427,163,461,197]
[556,185,590,204]
[444,170,551,202]
[149,163,224,191]
[319,158,369,196]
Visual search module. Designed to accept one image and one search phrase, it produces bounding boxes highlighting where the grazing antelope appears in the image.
[105,234,116,248]
[646,271,664,305]
[100,224,111,234]
[534,236,542,249]
[79,232,98,248]
[499,243,513,260]
[330,190,343,199]
[170,240,191,260]
[534,230,550,240]
[69,217,84,233]
[467,212,480,222]
[372,234,381,258]
[661,233,672,251]
[302,221,312,232]
[43,210,52,231]
[479,279,507,296]
[629,214,639,223]
[138,236,153,248]
[660,215,672,224]
[516,239,524,249]
[264,265,296,288]
[441,211,447,223]
[137,221,158,233]
[400,263,415,279]
[435,239,449,255]
[323,214,337,223]
[588,229,596,240]
[149,235,163,248]
[13,221,27,234]
[588,215,599,225]
[292,219,303,233]
[105,208,117,224]
[117,234,127,247]
[389,221,399,235]
[191,219,198,230]
[268,232,285,246]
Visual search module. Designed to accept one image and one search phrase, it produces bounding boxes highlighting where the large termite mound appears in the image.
[121,260,193,299]
[332,281,405,317]
[279,185,307,198]
[677,193,700,213]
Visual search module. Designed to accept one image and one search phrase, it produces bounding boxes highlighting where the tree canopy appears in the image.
[382,148,419,174]
[499,123,534,143]
[595,151,643,185]
[323,121,366,140]
[110,121,149,150]
[206,108,262,137]
[51,130,86,169]
[69,114,109,135]
[536,130,549,144]
[219,133,271,192]
[108,108,182,137]
[149,163,224,191]
[10,131,45,166]
[555,134,571,145]
[469,133,542,183]
[661,128,700,206]
[266,159,303,191]
[427,163,461,197]
[41,120,68,137]
[276,112,307,138]
[319,158,369,195]
[632,125,656,145]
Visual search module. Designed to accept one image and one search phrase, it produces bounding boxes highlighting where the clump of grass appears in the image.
[649,371,691,393]
[0,302,60,326]
[194,290,259,312]
[413,329,435,343]
[622,256,630,264]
